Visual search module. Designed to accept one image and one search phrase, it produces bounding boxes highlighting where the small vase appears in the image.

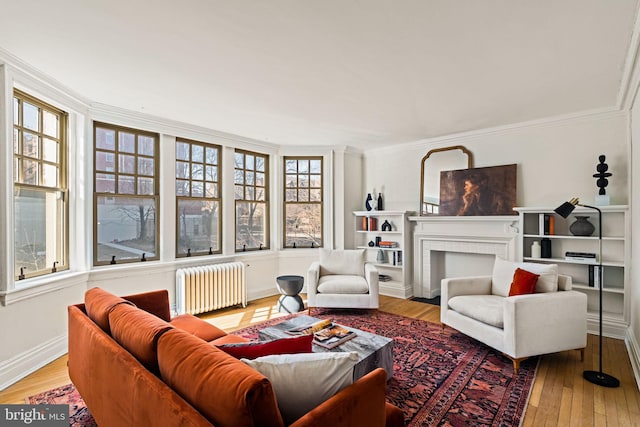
[376,249,386,263]
[381,220,392,231]
[365,193,373,211]
[531,241,541,258]
[570,216,595,236]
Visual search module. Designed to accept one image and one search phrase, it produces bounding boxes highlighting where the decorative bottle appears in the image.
[365,193,373,211]
[377,193,383,210]
[531,241,541,258]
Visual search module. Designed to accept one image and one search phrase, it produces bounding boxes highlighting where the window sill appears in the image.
[1,271,90,306]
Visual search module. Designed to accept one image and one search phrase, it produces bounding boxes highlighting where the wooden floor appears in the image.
[1,295,639,426]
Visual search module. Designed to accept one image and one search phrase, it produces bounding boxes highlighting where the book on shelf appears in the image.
[285,319,357,349]
[539,213,555,235]
[378,274,392,282]
[392,251,403,266]
[588,265,602,288]
[565,251,597,263]
[378,241,398,248]
[361,216,368,231]
[369,217,378,231]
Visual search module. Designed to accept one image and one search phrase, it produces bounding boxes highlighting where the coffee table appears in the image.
[258,315,394,381]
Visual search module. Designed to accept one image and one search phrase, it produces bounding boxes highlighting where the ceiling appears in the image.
[1,1,638,150]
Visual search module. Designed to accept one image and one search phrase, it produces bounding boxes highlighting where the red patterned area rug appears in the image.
[26,383,97,427]
[235,310,538,427]
[26,310,537,427]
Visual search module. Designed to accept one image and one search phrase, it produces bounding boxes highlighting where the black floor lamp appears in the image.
[554,197,620,388]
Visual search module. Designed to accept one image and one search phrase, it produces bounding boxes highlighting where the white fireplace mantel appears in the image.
[408,215,520,298]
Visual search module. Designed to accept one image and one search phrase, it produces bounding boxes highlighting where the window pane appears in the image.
[309,175,321,188]
[23,159,39,185]
[119,154,135,174]
[118,175,135,194]
[138,136,155,156]
[43,110,58,138]
[310,189,322,201]
[23,132,39,158]
[23,101,39,131]
[246,155,255,170]
[192,163,203,180]
[96,196,156,263]
[14,129,19,154]
[176,161,190,179]
[138,177,154,195]
[96,151,114,172]
[96,173,116,193]
[177,199,220,255]
[286,189,296,202]
[14,187,65,277]
[205,182,218,198]
[96,128,116,150]
[285,159,297,173]
[13,97,19,125]
[119,132,135,153]
[42,164,58,187]
[256,172,265,186]
[43,138,58,162]
[255,187,266,201]
[234,185,244,199]
[246,171,255,185]
[192,145,204,163]
[298,160,309,173]
[298,175,309,187]
[285,204,322,248]
[256,156,265,172]
[298,189,309,201]
[234,152,244,169]
[310,160,321,173]
[205,165,217,182]
[176,142,190,161]
[285,174,296,188]
[234,170,244,185]
[245,187,255,201]
[206,147,218,165]
[236,202,267,250]
[192,182,204,197]
[176,180,190,196]
[138,158,154,176]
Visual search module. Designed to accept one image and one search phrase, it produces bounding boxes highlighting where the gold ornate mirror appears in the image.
[420,146,473,215]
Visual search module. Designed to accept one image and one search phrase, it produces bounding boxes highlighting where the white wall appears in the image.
[629,95,640,381]
[364,112,629,211]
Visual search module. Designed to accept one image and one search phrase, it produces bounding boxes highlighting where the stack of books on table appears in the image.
[565,251,597,263]
[285,319,357,349]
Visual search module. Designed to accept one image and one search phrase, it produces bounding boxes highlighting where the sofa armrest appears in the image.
[290,368,394,427]
[364,263,379,306]
[441,276,492,326]
[503,290,587,358]
[307,262,321,306]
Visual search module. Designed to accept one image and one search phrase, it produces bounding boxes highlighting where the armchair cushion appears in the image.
[448,295,505,328]
[317,275,369,294]
[508,268,539,296]
[492,257,558,296]
[319,249,365,276]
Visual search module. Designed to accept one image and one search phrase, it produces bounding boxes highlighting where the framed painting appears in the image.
[438,164,517,216]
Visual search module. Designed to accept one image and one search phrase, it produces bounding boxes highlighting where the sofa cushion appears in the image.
[448,295,505,328]
[85,287,134,334]
[109,303,174,375]
[509,268,539,296]
[317,275,369,294]
[211,334,250,345]
[242,352,359,425]
[217,335,313,360]
[492,257,558,296]
[123,289,171,321]
[158,329,283,427]
[170,314,228,342]
[319,249,365,276]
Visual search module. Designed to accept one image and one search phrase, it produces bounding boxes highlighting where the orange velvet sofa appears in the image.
[68,287,404,427]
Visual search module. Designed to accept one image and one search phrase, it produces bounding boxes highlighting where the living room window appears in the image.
[176,139,222,257]
[93,122,159,265]
[234,149,269,251]
[283,156,323,248]
[13,90,68,280]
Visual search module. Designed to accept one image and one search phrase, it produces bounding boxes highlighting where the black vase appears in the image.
[570,216,595,236]
[541,238,552,258]
[377,193,383,210]
[365,193,373,211]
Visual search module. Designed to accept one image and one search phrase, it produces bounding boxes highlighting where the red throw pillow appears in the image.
[508,268,540,296]
[217,334,313,360]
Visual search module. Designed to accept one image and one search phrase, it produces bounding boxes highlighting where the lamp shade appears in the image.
[554,197,579,218]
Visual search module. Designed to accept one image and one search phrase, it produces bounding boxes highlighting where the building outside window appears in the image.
[283,157,323,248]
[234,149,269,251]
[176,139,221,257]
[13,90,68,280]
[93,122,159,265]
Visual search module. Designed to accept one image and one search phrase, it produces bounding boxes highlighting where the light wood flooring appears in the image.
[1,295,638,426]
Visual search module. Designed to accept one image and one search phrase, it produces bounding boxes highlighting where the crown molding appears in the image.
[619,2,640,110]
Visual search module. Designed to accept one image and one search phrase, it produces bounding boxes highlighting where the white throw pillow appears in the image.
[492,257,559,296]
[319,249,365,276]
[242,352,359,424]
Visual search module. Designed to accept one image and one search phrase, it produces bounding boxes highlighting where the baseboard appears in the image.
[380,284,413,299]
[587,316,627,340]
[625,329,640,392]
[0,334,67,391]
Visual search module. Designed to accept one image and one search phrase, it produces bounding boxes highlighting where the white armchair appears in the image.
[441,258,587,372]
[307,249,379,312]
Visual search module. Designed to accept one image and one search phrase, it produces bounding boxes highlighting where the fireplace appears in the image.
[409,216,519,298]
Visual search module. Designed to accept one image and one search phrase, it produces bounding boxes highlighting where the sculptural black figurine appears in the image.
[593,155,612,195]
